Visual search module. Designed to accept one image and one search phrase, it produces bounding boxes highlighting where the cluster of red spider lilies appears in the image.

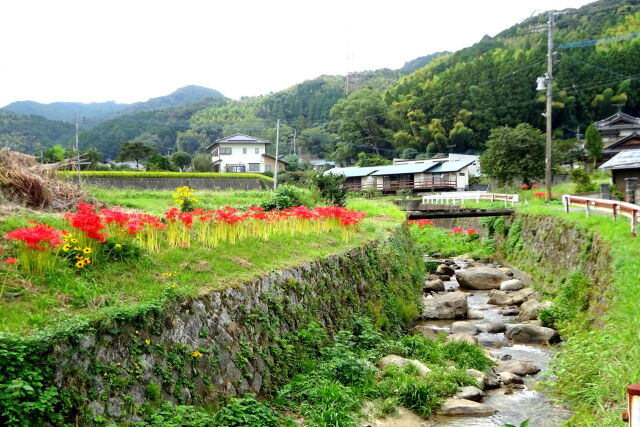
[2,202,366,276]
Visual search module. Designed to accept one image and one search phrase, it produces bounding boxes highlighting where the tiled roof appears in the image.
[600,149,640,170]
[207,133,270,149]
[595,112,640,129]
[603,132,640,152]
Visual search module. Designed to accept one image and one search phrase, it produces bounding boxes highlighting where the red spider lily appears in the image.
[408,219,434,228]
[521,185,530,190]
[534,192,547,198]
[449,227,464,234]
[3,223,64,251]
[466,228,479,235]
[100,207,132,227]
[64,203,108,243]
[532,184,539,189]
[4,257,18,265]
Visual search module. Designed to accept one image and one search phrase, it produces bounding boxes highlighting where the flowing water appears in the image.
[423,259,572,427]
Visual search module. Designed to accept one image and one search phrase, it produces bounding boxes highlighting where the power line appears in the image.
[558,32,640,49]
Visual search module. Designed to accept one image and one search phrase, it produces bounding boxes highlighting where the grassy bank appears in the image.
[59,170,274,183]
[0,192,403,336]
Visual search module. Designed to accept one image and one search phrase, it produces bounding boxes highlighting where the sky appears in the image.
[0,0,595,107]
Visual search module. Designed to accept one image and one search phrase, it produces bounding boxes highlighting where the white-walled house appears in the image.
[207,133,277,173]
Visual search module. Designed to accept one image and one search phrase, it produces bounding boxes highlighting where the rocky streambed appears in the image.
[418,258,571,426]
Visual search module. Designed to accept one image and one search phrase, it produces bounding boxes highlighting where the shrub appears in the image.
[568,168,597,194]
[143,402,216,426]
[362,188,383,199]
[310,173,348,207]
[261,185,306,211]
[395,189,413,199]
[215,394,279,427]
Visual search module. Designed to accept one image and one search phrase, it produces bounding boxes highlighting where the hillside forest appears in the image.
[1,0,640,170]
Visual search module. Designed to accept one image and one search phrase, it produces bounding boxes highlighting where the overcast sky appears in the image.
[0,0,594,107]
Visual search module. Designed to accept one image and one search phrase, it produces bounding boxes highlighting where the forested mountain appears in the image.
[2,85,224,125]
[0,110,74,154]
[358,0,640,158]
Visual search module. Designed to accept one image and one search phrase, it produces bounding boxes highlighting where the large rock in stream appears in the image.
[516,299,554,321]
[455,266,509,290]
[421,292,468,319]
[506,324,560,345]
[438,398,497,416]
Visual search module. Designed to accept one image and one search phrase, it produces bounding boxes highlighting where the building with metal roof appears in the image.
[600,149,640,193]
[325,158,475,192]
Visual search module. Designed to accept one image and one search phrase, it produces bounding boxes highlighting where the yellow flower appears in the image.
[75,260,86,268]
[84,257,91,264]
[75,254,84,260]
[176,200,184,205]
[192,198,199,203]
[170,284,176,289]
[191,350,203,357]
[62,244,71,251]
[83,247,92,254]
[74,246,81,251]
[71,238,78,243]
[172,194,179,199]
[145,339,151,345]
[115,243,122,248]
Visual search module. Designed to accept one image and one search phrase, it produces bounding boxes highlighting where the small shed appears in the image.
[599,149,640,193]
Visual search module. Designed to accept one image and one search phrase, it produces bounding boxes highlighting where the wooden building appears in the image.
[599,149,640,193]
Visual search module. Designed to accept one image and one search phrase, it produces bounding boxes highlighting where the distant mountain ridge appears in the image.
[1,85,225,124]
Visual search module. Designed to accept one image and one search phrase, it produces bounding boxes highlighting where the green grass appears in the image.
[272,318,490,425]
[0,197,403,336]
[409,224,495,260]
[88,187,277,215]
[59,170,274,182]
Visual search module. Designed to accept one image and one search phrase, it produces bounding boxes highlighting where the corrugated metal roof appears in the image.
[600,149,640,170]
[325,166,380,178]
[428,160,474,173]
[370,161,440,176]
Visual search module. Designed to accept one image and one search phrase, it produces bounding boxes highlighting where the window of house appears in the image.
[459,172,465,176]
[255,147,259,154]
[220,147,232,155]
[249,163,260,172]
[265,165,272,171]
[243,147,247,154]
[226,165,245,173]
[212,148,219,156]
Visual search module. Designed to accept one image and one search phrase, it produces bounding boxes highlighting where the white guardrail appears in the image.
[422,191,519,206]
[562,194,640,237]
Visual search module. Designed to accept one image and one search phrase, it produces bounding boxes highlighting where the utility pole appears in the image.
[75,112,82,185]
[292,129,297,156]
[545,11,554,202]
[273,119,280,191]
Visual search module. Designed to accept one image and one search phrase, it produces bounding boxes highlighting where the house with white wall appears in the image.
[207,133,279,173]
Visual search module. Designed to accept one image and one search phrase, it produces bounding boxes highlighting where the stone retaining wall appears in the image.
[27,227,423,424]
[78,177,268,190]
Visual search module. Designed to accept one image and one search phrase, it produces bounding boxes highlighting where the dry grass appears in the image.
[0,148,88,211]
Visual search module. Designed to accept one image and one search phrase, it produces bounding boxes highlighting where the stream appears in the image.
[423,258,572,426]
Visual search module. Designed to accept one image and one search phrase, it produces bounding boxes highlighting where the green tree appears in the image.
[480,123,545,186]
[176,129,209,155]
[192,153,214,172]
[146,154,175,171]
[355,152,392,166]
[42,144,65,163]
[116,141,156,170]
[585,124,603,169]
[171,151,192,172]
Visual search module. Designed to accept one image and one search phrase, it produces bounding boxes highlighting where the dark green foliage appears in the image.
[539,271,592,329]
[171,151,192,172]
[101,238,143,263]
[480,124,545,186]
[355,152,392,167]
[142,402,217,426]
[117,141,157,169]
[0,336,61,425]
[0,110,74,155]
[214,395,278,427]
[261,185,306,211]
[146,382,161,401]
[569,168,597,193]
[146,154,176,172]
[585,124,603,167]
[191,153,214,172]
[310,172,348,206]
